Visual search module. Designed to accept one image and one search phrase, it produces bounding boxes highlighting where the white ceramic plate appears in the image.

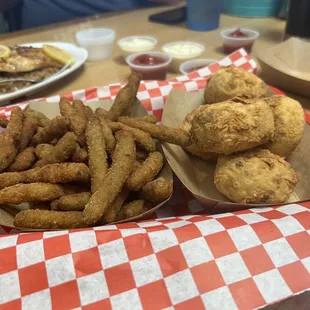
[0,42,88,104]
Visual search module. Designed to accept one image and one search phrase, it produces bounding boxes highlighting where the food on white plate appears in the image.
[0,44,74,94]
[204,65,267,104]
[214,149,299,204]
[191,97,275,155]
[264,95,305,158]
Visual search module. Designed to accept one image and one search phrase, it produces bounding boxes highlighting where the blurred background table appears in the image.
[1,4,309,112]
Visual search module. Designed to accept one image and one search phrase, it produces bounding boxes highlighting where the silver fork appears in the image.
[0,61,72,84]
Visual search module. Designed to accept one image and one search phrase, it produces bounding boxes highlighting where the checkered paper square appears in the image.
[0,49,310,310]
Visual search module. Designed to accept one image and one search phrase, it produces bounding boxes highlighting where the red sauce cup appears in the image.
[220,28,259,54]
[126,51,172,80]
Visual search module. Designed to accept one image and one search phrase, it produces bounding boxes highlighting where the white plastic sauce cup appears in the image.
[76,28,115,61]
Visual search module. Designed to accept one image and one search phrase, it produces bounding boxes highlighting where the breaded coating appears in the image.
[35,143,54,159]
[8,147,36,172]
[83,130,136,225]
[31,116,69,146]
[107,73,141,121]
[7,107,24,146]
[23,163,90,183]
[108,121,156,153]
[102,188,130,223]
[0,183,64,205]
[181,107,218,160]
[85,106,95,120]
[19,117,37,152]
[191,98,275,155]
[214,149,299,204]
[86,118,108,193]
[0,133,17,172]
[139,177,173,203]
[72,99,87,146]
[116,200,145,221]
[59,97,86,146]
[95,107,109,119]
[0,172,23,190]
[98,116,116,154]
[0,117,8,128]
[72,146,88,163]
[204,66,267,104]
[126,152,164,191]
[35,132,78,167]
[14,210,87,229]
[25,108,51,127]
[119,117,191,147]
[51,192,91,211]
[134,115,158,124]
[265,96,305,157]
[62,183,90,195]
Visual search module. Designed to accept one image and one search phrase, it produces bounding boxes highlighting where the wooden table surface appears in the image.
[1,5,309,112]
[1,5,310,309]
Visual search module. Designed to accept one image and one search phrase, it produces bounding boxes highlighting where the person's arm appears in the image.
[0,0,21,12]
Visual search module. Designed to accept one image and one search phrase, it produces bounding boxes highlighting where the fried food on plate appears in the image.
[0,183,64,205]
[7,107,24,147]
[95,107,109,119]
[181,107,218,160]
[265,96,305,158]
[107,72,141,121]
[102,188,130,223]
[19,117,37,152]
[119,116,191,147]
[108,120,156,153]
[35,132,78,167]
[59,97,86,146]
[25,108,51,127]
[34,143,54,159]
[8,147,36,172]
[134,115,158,124]
[0,117,8,128]
[116,199,145,221]
[72,146,88,163]
[72,99,87,145]
[14,209,87,229]
[191,98,275,155]
[0,133,17,172]
[51,192,91,211]
[0,172,23,190]
[98,116,116,154]
[214,149,299,204]
[136,150,148,162]
[86,118,108,193]
[126,151,164,191]
[85,106,95,120]
[139,177,173,203]
[204,66,267,104]
[31,116,69,145]
[23,163,90,184]
[29,202,50,210]
[83,130,136,225]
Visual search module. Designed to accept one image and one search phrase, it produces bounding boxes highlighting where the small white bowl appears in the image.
[179,58,218,75]
[76,28,115,61]
[162,41,205,72]
[118,35,157,58]
[220,28,259,54]
[126,51,172,81]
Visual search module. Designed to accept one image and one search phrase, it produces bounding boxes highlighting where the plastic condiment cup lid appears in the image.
[126,51,172,69]
[76,28,115,44]
[220,28,260,40]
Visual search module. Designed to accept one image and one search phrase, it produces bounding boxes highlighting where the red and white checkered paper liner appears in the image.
[1,49,310,310]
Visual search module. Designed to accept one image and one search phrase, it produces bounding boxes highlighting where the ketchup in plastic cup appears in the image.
[220,28,259,54]
[126,51,172,80]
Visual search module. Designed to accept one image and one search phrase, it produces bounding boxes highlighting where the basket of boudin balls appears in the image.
[162,65,309,211]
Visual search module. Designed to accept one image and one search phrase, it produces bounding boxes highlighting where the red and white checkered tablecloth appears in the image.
[1,49,310,310]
